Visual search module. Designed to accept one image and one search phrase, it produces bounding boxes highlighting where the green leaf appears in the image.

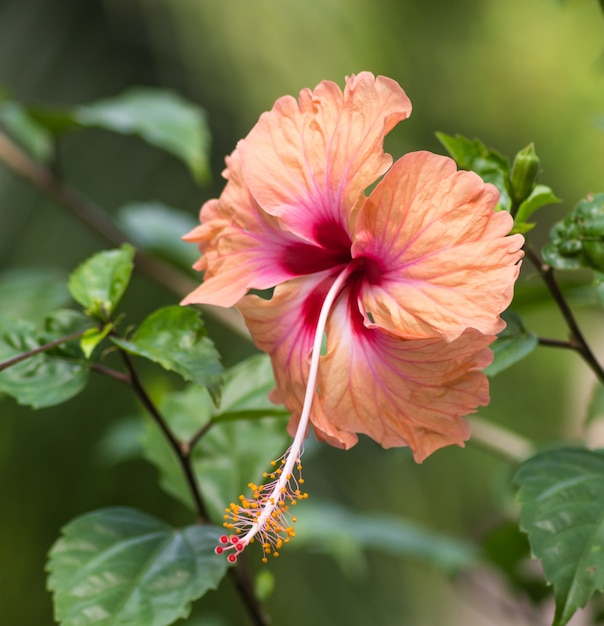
[140,386,209,511]
[117,202,199,272]
[177,616,227,626]
[0,268,70,322]
[543,194,604,273]
[140,354,290,518]
[293,502,479,575]
[42,309,95,358]
[0,99,53,162]
[74,89,211,184]
[68,245,135,320]
[513,184,561,233]
[111,306,222,401]
[47,507,229,626]
[436,132,512,211]
[80,323,113,359]
[27,106,80,134]
[515,448,604,626]
[0,317,89,408]
[484,310,538,377]
[212,353,289,423]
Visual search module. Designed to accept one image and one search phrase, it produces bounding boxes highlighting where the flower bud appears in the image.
[511,143,540,209]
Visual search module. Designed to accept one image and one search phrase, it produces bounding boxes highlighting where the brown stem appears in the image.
[228,563,271,626]
[186,421,215,454]
[0,129,249,338]
[90,362,131,384]
[526,246,604,385]
[537,337,579,350]
[118,348,211,522]
[118,348,269,624]
[0,330,87,372]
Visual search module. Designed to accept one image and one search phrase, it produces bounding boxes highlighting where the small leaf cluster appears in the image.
[441,132,604,626]
[438,132,560,233]
[543,194,604,273]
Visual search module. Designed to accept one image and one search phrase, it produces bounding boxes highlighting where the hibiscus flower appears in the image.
[183,72,524,561]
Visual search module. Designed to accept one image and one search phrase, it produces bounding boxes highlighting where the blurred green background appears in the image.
[1,0,604,624]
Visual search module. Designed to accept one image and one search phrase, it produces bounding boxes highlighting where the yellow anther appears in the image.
[292,516,297,522]
[270,460,277,467]
[273,552,280,558]
[262,557,268,563]
[299,478,305,484]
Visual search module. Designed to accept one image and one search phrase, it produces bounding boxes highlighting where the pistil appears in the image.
[215,263,354,562]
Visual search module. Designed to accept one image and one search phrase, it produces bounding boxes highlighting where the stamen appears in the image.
[215,264,354,562]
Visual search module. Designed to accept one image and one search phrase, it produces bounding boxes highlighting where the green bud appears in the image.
[510,143,540,208]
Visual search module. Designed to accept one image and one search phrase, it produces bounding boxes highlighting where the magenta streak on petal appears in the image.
[281,220,352,275]
[343,289,485,423]
[301,274,337,332]
[346,270,373,336]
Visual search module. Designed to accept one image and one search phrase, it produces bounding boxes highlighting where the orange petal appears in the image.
[238,275,494,460]
[237,274,358,449]
[353,151,524,340]
[181,150,310,307]
[317,297,494,462]
[238,72,411,242]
